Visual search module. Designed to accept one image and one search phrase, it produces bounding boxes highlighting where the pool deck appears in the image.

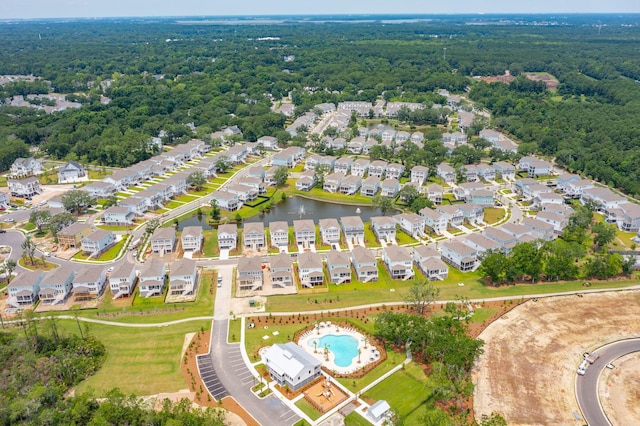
[297,321,381,374]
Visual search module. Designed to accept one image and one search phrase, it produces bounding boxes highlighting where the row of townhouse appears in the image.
[454,182,497,207]
[477,129,518,153]
[574,185,640,232]
[518,156,554,178]
[419,204,484,235]
[10,157,43,177]
[7,258,198,306]
[149,226,204,255]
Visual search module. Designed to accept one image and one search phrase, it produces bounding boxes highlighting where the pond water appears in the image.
[244,196,389,225]
[176,196,393,230]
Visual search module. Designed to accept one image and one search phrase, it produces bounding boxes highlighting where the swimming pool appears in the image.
[309,334,359,367]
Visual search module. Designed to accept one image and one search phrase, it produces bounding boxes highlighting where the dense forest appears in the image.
[1,15,640,194]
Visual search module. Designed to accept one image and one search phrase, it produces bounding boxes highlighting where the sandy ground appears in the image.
[599,353,640,426]
[473,290,640,426]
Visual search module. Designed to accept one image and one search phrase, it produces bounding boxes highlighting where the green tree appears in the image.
[3,259,17,283]
[591,221,616,250]
[398,184,420,206]
[210,199,221,221]
[215,157,231,173]
[102,194,119,208]
[145,217,160,236]
[405,278,440,315]
[49,212,75,240]
[409,197,433,213]
[21,238,37,265]
[313,163,331,188]
[372,195,394,215]
[29,209,51,233]
[479,251,513,285]
[274,166,289,187]
[510,241,543,283]
[187,171,206,191]
[61,190,94,215]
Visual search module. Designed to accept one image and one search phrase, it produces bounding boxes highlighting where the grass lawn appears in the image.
[614,229,637,250]
[174,194,200,203]
[396,229,418,245]
[484,208,506,224]
[245,322,307,362]
[60,319,211,396]
[363,224,381,248]
[96,224,135,232]
[18,257,59,271]
[363,362,438,425]
[72,238,128,262]
[201,229,219,257]
[165,200,185,210]
[88,169,111,180]
[0,175,7,187]
[338,348,406,391]
[344,412,371,426]
[20,222,36,231]
[290,187,373,206]
[295,399,322,421]
[228,318,242,343]
[469,307,499,323]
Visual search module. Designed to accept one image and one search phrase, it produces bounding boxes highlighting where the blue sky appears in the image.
[1,0,639,19]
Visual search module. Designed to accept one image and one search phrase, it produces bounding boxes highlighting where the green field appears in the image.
[344,412,371,426]
[338,348,406,391]
[483,208,506,224]
[295,399,322,421]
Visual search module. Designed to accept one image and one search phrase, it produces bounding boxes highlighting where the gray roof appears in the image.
[326,250,350,267]
[371,216,395,227]
[351,245,376,264]
[170,258,196,277]
[270,221,289,234]
[182,226,203,238]
[297,252,323,270]
[73,267,105,284]
[152,226,176,241]
[441,240,477,256]
[141,259,166,278]
[384,245,411,263]
[218,223,238,235]
[58,222,90,236]
[41,265,74,286]
[110,261,136,280]
[413,245,439,259]
[319,218,340,230]
[340,216,364,229]
[293,219,315,233]
[265,342,321,377]
[84,229,112,242]
[465,233,501,251]
[270,253,292,270]
[238,256,263,274]
[244,222,264,235]
[8,270,44,290]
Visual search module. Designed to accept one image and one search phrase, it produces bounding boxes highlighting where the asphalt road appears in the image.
[575,339,640,426]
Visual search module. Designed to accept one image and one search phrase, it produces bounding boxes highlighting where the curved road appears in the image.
[576,339,640,426]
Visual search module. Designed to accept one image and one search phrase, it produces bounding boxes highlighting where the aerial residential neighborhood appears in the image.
[1,12,639,426]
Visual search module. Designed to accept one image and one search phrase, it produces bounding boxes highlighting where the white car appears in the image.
[107,266,114,272]
[577,359,589,376]
[3,218,14,222]
[43,252,51,257]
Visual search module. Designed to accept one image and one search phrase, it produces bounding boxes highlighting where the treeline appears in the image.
[0,324,224,426]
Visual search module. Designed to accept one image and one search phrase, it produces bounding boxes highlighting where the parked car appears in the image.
[3,218,14,222]
[43,252,51,257]
[217,275,223,287]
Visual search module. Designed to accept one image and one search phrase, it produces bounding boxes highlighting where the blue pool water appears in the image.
[309,334,359,367]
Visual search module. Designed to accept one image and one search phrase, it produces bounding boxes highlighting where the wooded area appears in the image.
[1,16,639,196]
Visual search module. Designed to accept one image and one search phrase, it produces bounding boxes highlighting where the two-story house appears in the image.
[58,161,86,183]
[325,250,352,284]
[319,218,341,246]
[436,163,456,184]
[81,229,116,255]
[237,256,263,291]
[169,258,197,296]
[340,216,365,246]
[383,245,414,280]
[351,159,370,177]
[264,342,322,391]
[270,253,293,288]
[269,221,289,250]
[426,184,443,204]
[339,175,362,195]
[109,261,137,298]
[394,213,426,239]
[380,178,400,197]
[57,222,91,249]
[410,166,429,185]
[413,245,449,280]
[371,216,396,244]
[218,223,238,251]
[39,266,74,305]
[293,219,316,249]
[7,270,44,307]
[348,246,377,282]
[150,227,177,255]
[420,207,447,235]
[181,226,203,254]
[138,260,167,298]
[297,252,325,288]
[440,240,477,272]
[8,177,41,198]
[360,176,381,197]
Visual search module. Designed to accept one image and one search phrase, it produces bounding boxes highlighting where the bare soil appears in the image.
[473,290,640,426]
[599,353,640,426]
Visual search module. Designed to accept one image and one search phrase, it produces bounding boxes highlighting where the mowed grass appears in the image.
[344,412,371,426]
[483,208,506,224]
[53,319,211,396]
[337,348,406,392]
[363,362,435,425]
[295,398,322,420]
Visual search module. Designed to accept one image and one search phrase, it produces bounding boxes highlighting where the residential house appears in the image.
[523,217,556,241]
[237,256,263,291]
[296,170,316,191]
[57,222,91,249]
[211,190,242,211]
[226,183,258,202]
[368,160,388,179]
[476,164,496,181]
[383,246,414,279]
[305,154,322,171]
[264,342,322,391]
[492,162,516,180]
[513,178,538,198]
[10,157,42,176]
[351,159,370,177]
[293,219,315,249]
[613,203,640,232]
[181,226,203,253]
[469,189,495,207]
[323,172,344,193]
[340,175,362,195]
[334,157,353,175]
[454,182,486,200]
[411,132,425,144]
[518,156,553,178]
[426,184,443,204]
[169,258,197,296]
[71,266,107,302]
[8,177,41,198]
[319,218,341,246]
[436,163,456,184]
[218,224,238,250]
[347,137,364,154]
[367,401,392,424]
[556,174,581,193]
[248,166,265,180]
[319,155,337,170]
[463,233,501,257]
[351,246,378,282]
[257,135,279,150]
[536,211,569,232]
[410,166,429,185]
[458,203,484,224]
[463,165,478,182]
[326,250,352,284]
[297,252,325,288]
[360,176,381,197]
[385,163,405,180]
[109,261,137,298]
[420,207,447,235]
[413,245,449,280]
[85,181,117,199]
[494,138,518,153]
[269,221,289,249]
[484,226,519,252]
[436,205,464,227]
[138,260,167,298]
[564,179,594,198]
[0,191,9,208]
[270,253,293,288]
[533,192,564,209]
[119,196,148,216]
[39,266,74,305]
[394,213,425,239]
[371,216,396,243]
[150,227,177,254]
[101,205,135,226]
[581,187,627,212]
[81,229,116,255]
[7,270,44,307]
[380,178,400,197]
[479,129,500,143]
[243,222,265,250]
[341,216,365,245]
[58,161,86,182]
[363,138,378,154]
[440,240,477,272]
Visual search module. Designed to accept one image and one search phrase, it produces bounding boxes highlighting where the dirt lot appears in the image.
[599,353,640,426]
[473,290,640,426]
